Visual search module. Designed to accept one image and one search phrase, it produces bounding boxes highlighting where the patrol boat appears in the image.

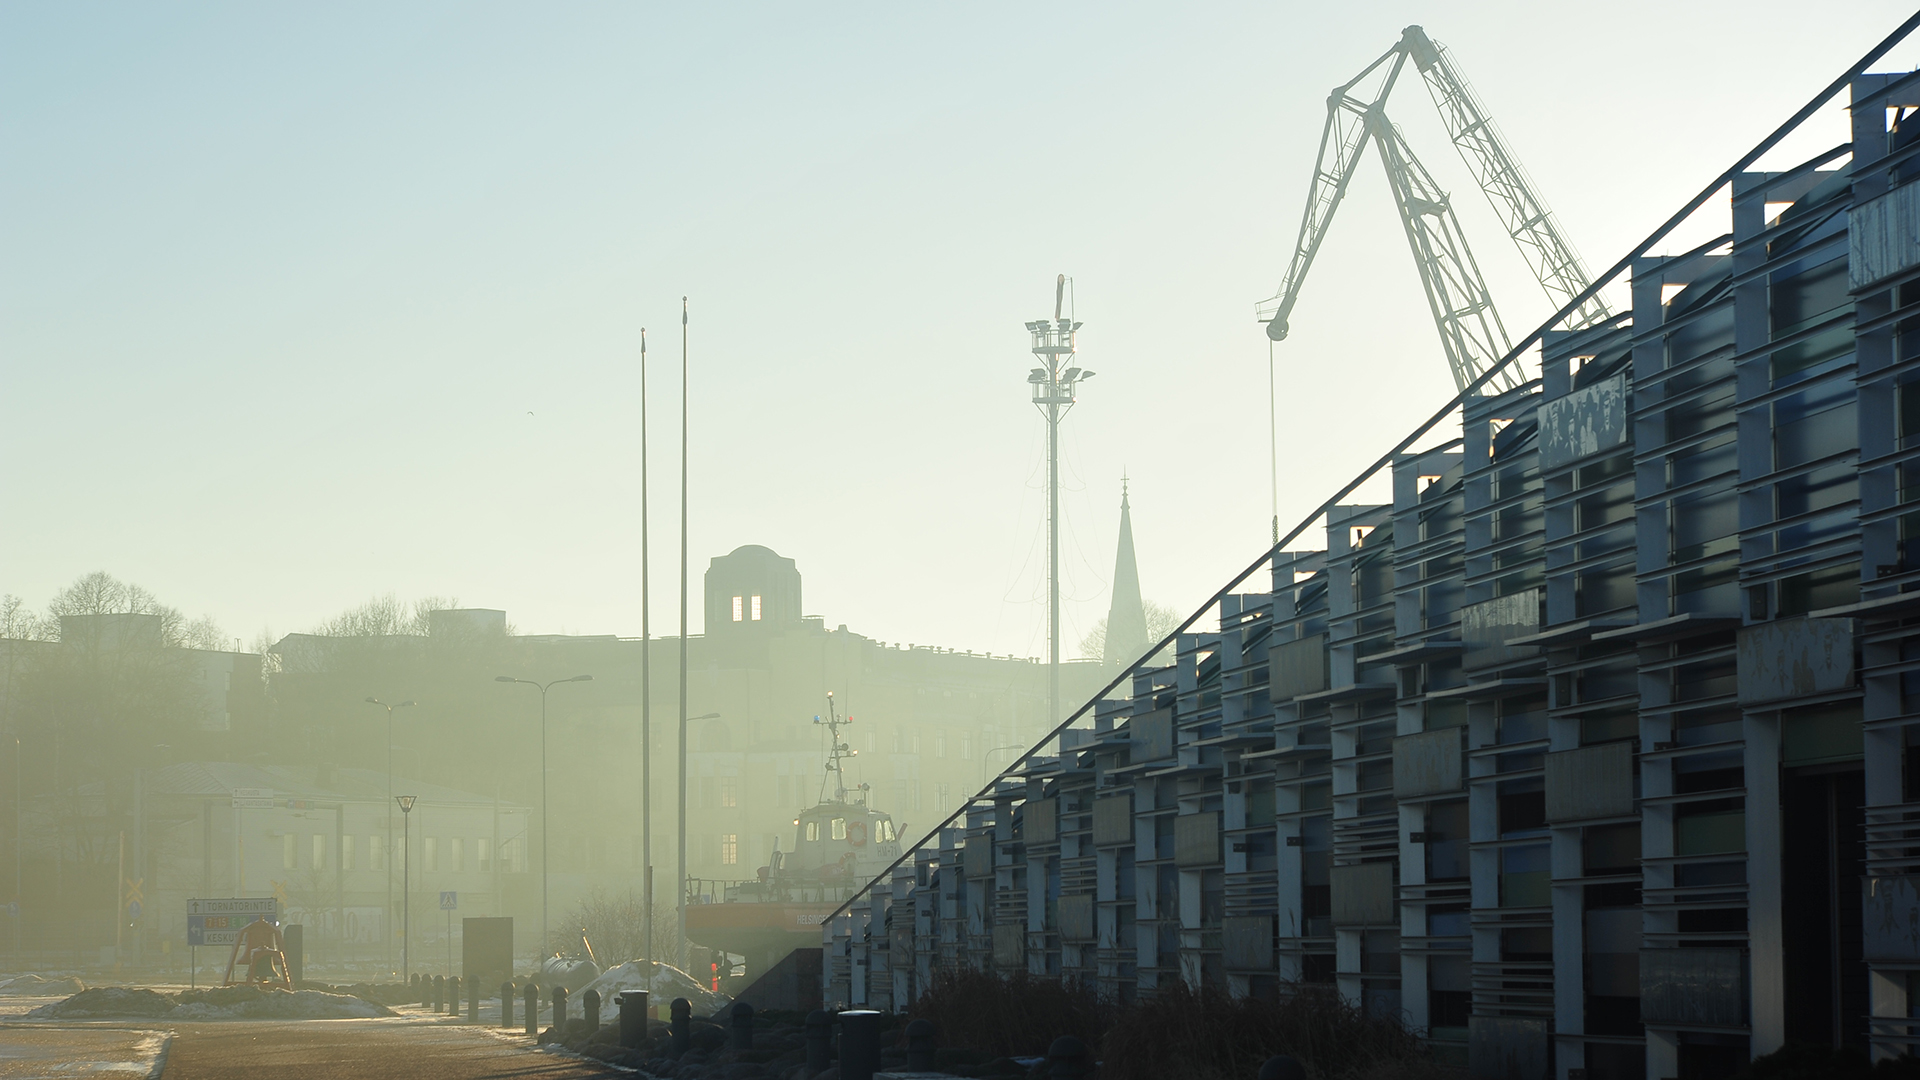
[683,694,902,983]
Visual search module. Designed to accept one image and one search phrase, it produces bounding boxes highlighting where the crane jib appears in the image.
[1258,25,1610,393]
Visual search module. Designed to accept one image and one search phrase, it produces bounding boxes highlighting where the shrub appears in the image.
[910,971,1445,1080]
[909,968,1110,1058]
[1098,980,1442,1080]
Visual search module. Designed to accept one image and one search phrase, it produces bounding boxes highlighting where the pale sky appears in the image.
[4,3,1918,661]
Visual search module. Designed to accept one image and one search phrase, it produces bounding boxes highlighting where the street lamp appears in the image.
[679,710,721,970]
[982,745,1027,785]
[364,697,414,971]
[396,795,416,981]
[495,674,593,962]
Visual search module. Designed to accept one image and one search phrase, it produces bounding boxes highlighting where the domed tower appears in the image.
[704,545,803,641]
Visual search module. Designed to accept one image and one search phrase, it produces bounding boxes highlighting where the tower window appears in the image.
[732,596,743,622]
[751,595,762,621]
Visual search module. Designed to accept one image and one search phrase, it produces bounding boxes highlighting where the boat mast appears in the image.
[813,693,856,805]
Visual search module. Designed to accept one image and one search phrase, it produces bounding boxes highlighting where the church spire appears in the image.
[1103,475,1149,667]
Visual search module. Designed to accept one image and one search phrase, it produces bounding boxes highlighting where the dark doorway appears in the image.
[1780,765,1866,1049]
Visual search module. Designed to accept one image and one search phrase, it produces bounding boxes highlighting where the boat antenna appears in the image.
[812,692,856,804]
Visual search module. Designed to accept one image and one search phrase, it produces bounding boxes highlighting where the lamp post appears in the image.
[495,674,593,962]
[679,710,720,970]
[396,795,416,981]
[982,745,1027,786]
[364,697,414,971]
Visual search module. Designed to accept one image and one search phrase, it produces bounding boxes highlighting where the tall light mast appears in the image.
[1025,275,1094,733]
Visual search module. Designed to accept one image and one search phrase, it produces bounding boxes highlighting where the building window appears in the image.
[369,835,385,871]
[936,734,947,759]
[721,777,738,808]
[962,733,973,760]
[478,838,492,873]
[721,834,738,865]
[751,595,762,621]
[342,835,356,871]
[425,837,438,872]
[451,837,464,873]
[283,834,296,870]
[732,596,743,622]
[311,833,326,872]
[936,783,950,811]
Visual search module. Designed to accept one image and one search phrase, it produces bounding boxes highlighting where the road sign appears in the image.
[3,903,16,918]
[439,891,457,911]
[187,897,276,947]
[270,880,288,906]
[231,787,274,809]
[127,900,142,919]
[188,897,277,916]
[188,914,247,946]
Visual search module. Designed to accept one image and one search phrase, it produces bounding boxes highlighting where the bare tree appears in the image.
[1077,600,1183,663]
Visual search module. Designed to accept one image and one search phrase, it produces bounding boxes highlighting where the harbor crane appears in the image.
[1257,25,1610,394]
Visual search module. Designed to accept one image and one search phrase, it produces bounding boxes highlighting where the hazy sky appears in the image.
[5,3,1918,661]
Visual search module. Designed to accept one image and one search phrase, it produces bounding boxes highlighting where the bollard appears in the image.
[502,982,514,1029]
[552,985,568,1037]
[468,980,479,1024]
[906,1018,937,1072]
[432,975,444,1012]
[619,990,649,1050]
[448,975,460,1015]
[804,1010,832,1073]
[583,989,601,1033]
[419,974,430,1009]
[1047,1035,1092,1080]
[670,997,691,1055]
[1257,1056,1306,1080]
[839,1010,881,1080]
[523,981,538,1037]
[731,1001,755,1050]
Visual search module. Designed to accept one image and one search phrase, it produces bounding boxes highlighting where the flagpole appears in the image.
[676,296,690,972]
[639,326,653,967]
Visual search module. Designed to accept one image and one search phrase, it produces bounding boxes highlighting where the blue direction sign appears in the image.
[439,891,457,911]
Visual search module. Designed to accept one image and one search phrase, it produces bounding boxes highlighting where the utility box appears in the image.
[462,917,513,988]
[284,924,304,984]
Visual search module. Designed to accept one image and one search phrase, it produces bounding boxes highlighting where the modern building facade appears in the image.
[822,65,1920,1080]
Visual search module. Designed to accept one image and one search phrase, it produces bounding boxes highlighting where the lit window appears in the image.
[478,838,492,873]
[806,821,820,842]
[832,818,847,841]
[751,595,762,621]
[283,834,295,870]
[732,596,743,622]
[425,837,438,872]
[312,833,327,871]
[451,837,464,873]
[369,836,384,871]
[342,835,356,871]
[721,777,738,808]
[721,834,738,865]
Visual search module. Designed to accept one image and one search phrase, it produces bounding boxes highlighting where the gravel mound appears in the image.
[24,986,175,1018]
[23,985,395,1021]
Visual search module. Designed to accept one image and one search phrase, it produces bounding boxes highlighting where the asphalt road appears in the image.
[0,1013,619,1080]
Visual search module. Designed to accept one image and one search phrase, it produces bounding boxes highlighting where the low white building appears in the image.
[138,762,530,976]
